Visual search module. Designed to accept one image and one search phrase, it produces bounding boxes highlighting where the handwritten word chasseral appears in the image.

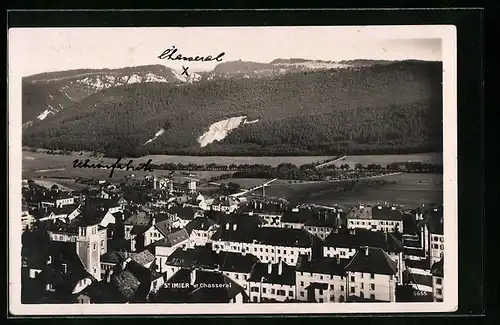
[73,158,154,178]
[158,46,225,62]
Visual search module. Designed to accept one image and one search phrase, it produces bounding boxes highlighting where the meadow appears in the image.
[216,173,443,208]
[333,153,443,169]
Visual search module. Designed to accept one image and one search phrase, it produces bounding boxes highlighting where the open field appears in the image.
[215,173,443,208]
[331,153,443,169]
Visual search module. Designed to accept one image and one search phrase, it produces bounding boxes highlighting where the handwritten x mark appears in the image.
[181,66,189,77]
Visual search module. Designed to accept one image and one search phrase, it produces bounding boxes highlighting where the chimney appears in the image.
[106,268,114,283]
[226,223,230,230]
[62,263,67,274]
[364,247,369,256]
[152,218,156,226]
[190,269,197,286]
[268,262,272,275]
[233,224,237,231]
[278,260,283,275]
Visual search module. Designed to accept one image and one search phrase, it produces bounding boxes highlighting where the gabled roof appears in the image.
[346,204,404,221]
[248,261,296,286]
[166,245,259,274]
[167,206,198,220]
[154,228,189,247]
[345,247,398,275]
[323,228,403,253]
[130,250,155,266]
[184,217,216,234]
[100,250,129,264]
[124,211,150,226]
[211,226,315,248]
[153,219,173,237]
[111,270,141,301]
[296,255,349,276]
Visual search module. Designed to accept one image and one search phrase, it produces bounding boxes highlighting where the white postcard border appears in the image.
[8,24,458,315]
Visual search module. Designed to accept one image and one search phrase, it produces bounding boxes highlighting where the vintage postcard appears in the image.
[8,25,457,315]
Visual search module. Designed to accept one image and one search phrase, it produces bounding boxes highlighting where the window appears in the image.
[319,298,324,303]
[370,294,375,300]
[350,287,355,293]
[271,289,275,294]
[235,274,239,279]
[260,248,263,252]
[440,244,444,250]
[350,276,355,282]
[277,290,286,296]
[319,289,323,295]
[300,291,304,297]
[253,296,258,302]
[440,237,444,242]
[370,273,375,279]
[278,249,281,253]
[436,289,442,295]
[436,278,442,285]
[330,296,335,301]
[341,285,344,291]
[361,283,364,289]
[360,292,364,298]
[339,295,345,302]
[251,287,259,292]
[319,275,323,280]
[266,248,269,253]
[284,258,287,263]
[300,281,304,286]
[289,291,293,296]
[360,272,363,278]
[262,288,267,293]
[330,284,334,290]
[370,284,375,290]
[93,244,97,251]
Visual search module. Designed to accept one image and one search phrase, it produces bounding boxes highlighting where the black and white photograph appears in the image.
[8,25,458,315]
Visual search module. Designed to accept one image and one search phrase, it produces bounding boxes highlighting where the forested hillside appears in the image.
[22,60,443,157]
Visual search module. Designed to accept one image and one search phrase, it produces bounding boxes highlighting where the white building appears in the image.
[345,247,398,302]
[152,229,190,274]
[184,217,218,247]
[248,260,296,302]
[211,224,314,266]
[346,204,404,233]
[295,255,350,303]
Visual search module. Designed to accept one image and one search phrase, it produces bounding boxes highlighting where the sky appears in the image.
[9,26,444,77]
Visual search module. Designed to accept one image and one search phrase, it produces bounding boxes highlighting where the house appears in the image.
[303,212,340,240]
[281,209,312,229]
[346,204,404,233]
[143,216,176,247]
[427,207,444,266]
[345,247,398,302]
[152,228,191,273]
[210,197,239,214]
[295,255,350,303]
[164,245,259,289]
[211,224,315,266]
[117,196,128,208]
[34,204,80,223]
[32,241,95,300]
[123,211,152,252]
[84,259,162,303]
[184,217,218,247]
[323,227,404,283]
[100,250,130,278]
[166,206,203,228]
[152,268,248,303]
[431,258,444,302]
[248,260,296,302]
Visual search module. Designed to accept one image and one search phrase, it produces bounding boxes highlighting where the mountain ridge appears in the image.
[22,60,443,157]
